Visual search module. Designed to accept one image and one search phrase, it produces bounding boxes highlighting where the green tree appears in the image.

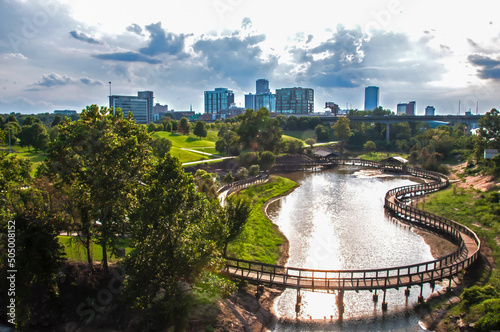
[223,195,251,256]
[150,136,172,159]
[193,121,208,140]
[363,140,376,152]
[237,108,282,153]
[333,117,352,156]
[478,108,500,149]
[194,169,218,199]
[46,105,152,273]
[259,151,276,171]
[30,123,50,153]
[1,178,67,328]
[305,138,316,149]
[179,117,191,135]
[51,115,63,127]
[123,154,226,329]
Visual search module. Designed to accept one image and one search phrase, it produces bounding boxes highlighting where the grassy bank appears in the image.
[58,235,132,262]
[153,131,219,164]
[227,176,297,265]
[417,185,500,330]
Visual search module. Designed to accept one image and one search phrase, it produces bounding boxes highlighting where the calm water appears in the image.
[268,167,439,331]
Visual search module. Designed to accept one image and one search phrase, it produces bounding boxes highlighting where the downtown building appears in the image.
[364,86,379,111]
[245,79,276,112]
[204,88,234,114]
[397,101,416,116]
[275,87,314,114]
[109,91,154,124]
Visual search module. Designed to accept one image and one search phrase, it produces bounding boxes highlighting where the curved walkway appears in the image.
[222,159,480,297]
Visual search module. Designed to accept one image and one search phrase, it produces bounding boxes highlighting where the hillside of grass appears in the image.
[417,184,500,330]
[227,176,297,265]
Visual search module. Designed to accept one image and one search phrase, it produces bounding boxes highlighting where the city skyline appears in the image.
[1,0,500,115]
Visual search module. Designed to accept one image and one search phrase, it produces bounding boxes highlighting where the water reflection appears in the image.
[269,167,438,331]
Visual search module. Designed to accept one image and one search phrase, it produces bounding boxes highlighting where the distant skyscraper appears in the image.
[364,86,379,110]
[109,91,154,124]
[425,106,435,116]
[255,93,276,112]
[275,87,314,114]
[245,93,255,110]
[256,79,270,95]
[397,101,416,116]
[204,88,234,114]
[406,101,416,116]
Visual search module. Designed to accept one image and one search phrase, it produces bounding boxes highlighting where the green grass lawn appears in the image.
[3,145,47,176]
[153,131,220,163]
[58,235,132,262]
[356,151,408,161]
[227,176,297,265]
[283,130,315,141]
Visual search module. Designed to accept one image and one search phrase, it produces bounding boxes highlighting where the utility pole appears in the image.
[109,82,114,116]
[8,118,12,153]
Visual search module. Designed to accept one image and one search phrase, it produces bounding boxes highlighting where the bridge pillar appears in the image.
[336,290,344,320]
[295,290,302,315]
[418,284,424,303]
[373,290,379,302]
[385,122,390,141]
[404,287,410,297]
[381,290,388,311]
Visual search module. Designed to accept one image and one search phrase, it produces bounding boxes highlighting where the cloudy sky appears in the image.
[1,0,499,115]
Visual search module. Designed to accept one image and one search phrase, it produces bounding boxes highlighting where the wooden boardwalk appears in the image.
[222,159,481,296]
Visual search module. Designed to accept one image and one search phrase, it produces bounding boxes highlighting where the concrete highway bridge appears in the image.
[319,115,481,141]
[221,159,481,317]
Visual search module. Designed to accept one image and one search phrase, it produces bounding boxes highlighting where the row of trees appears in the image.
[1,105,252,329]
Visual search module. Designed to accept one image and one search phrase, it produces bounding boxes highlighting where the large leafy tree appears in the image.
[333,117,352,156]
[222,195,251,256]
[193,121,207,140]
[237,108,282,153]
[46,105,152,273]
[478,108,500,149]
[123,154,226,329]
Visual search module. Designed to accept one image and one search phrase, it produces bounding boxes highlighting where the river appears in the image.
[267,166,442,331]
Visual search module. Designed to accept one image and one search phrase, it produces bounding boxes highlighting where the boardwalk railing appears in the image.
[222,159,481,293]
[217,172,270,196]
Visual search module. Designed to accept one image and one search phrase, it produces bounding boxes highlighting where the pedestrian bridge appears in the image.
[221,159,481,313]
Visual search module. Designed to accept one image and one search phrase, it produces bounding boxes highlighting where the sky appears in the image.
[1,0,500,115]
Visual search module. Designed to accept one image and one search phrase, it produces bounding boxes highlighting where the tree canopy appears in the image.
[46,105,152,272]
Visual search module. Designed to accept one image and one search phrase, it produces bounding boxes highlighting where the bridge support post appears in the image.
[336,290,344,320]
[404,287,410,297]
[373,290,379,302]
[385,122,390,142]
[381,289,388,311]
[418,284,424,303]
[295,290,302,315]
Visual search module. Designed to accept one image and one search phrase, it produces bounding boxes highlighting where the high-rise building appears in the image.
[397,101,416,116]
[364,86,379,111]
[204,88,234,114]
[245,93,255,110]
[256,79,270,95]
[255,93,276,112]
[109,91,154,124]
[425,106,435,116]
[275,87,314,114]
[406,101,416,116]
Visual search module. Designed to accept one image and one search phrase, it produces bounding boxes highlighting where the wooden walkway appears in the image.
[222,159,481,295]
